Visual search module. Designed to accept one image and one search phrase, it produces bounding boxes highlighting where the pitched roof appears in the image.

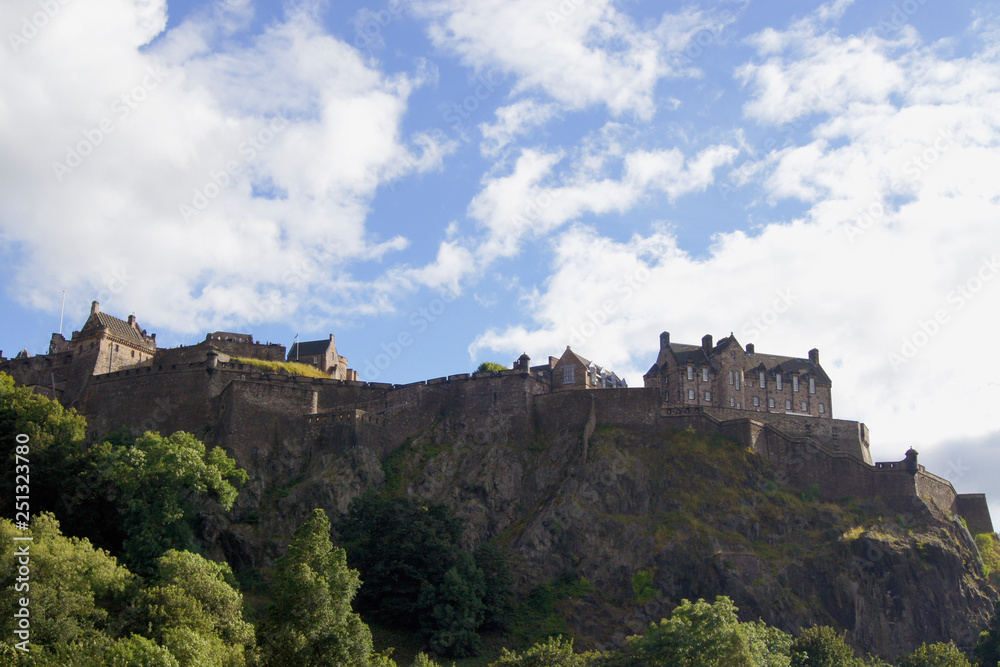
[288,339,333,359]
[80,311,152,347]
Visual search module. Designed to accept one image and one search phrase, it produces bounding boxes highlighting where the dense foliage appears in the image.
[476,362,507,373]
[337,494,511,657]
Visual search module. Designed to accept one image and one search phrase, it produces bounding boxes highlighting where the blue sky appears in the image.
[1,0,999,518]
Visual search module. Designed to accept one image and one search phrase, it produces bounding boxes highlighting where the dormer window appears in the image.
[776,375,782,391]
[759,371,765,387]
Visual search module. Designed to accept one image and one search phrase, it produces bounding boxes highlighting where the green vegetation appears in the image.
[230,356,331,378]
[87,430,248,574]
[476,362,507,373]
[507,571,593,647]
[338,495,513,658]
[975,533,1000,584]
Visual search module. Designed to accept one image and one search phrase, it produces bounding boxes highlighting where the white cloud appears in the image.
[479,99,559,157]
[411,0,709,118]
[0,0,448,333]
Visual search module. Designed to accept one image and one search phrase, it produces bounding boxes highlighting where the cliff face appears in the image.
[211,402,997,659]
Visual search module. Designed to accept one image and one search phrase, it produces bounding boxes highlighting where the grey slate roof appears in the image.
[80,312,151,347]
[288,339,332,359]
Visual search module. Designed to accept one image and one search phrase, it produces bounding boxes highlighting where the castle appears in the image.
[1,303,993,539]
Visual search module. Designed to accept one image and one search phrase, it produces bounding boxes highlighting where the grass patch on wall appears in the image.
[230,356,330,378]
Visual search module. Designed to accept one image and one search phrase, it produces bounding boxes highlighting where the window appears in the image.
[801,401,807,411]
[702,368,708,382]
[776,375,782,391]
[753,396,760,407]
[759,371,765,387]
[131,350,135,357]
[768,398,775,409]
[785,400,791,410]
[736,374,740,390]
[563,366,575,384]
[736,402,741,409]
[729,371,734,385]
[688,389,695,401]
[809,377,816,394]
[793,376,799,392]
[819,403,825,414]
[729,397,735,407]
[687,366,694,380]
[704,391,712,401]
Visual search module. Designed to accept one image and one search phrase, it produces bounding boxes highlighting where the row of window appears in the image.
[685,389,825,413]
[686,367,816,394]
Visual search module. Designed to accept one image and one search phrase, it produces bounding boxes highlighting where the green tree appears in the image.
[130,550,255,667]
[419,558,485,657]
[606,597,791,667]
[897,642,972,667]
[262,508,378,667]
[0,513,135,651]
[476,362,507,373]
[0,372,88,519]
[87,431,247,574]
[475,543,515,631]
[975,603,1000,667]
[490,635,596,667]
[789,626,861,667]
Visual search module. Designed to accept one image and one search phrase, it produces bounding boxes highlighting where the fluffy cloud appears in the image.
[412,0,709,118]
[0,0,447,332]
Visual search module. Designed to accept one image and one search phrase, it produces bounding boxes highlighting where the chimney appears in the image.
[746,343,755,354]
[659,331,670,349]
[90,301,100,315]
[808,348,819,364]
[702,334,713,355]
[127,315,135,326]
[329,334,336,342]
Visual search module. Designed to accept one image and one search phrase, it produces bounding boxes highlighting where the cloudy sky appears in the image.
[1,0,998,516]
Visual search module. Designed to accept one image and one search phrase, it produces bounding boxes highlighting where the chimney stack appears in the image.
[702,334,713,355]
[808,348,819,364]
[659,332,670,349]
[91,301,100,315]
[746,343,755,354]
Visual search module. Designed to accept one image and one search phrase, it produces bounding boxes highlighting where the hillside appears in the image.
[213,401,998,660]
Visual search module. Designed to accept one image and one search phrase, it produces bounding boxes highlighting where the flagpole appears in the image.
[58,290,66,336]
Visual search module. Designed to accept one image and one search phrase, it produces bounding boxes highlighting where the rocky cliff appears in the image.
[207,402,998,660]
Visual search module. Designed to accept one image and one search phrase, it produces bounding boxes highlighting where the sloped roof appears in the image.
[80,311,151,347]
[288,339,333,359]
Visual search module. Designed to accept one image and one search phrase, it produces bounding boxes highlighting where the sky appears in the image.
[1,0,998,519]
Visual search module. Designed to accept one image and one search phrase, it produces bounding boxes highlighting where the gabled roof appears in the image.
[288,339,333,359]
[79,311,152,348]
[558,346,592,368]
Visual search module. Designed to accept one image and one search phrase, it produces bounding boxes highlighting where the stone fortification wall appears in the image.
[701,405,871,464]
[0,347,103,405]
[533,387,661,433]
[956,494,995,536]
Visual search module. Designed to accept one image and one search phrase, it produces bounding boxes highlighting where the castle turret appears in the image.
[904,448,919,474]
[515,352,530,371]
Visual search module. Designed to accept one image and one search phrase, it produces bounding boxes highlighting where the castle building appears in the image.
[49,300,157,373]
[643,332,832,418]
[511,348,627,390]
[287,334,357,381]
